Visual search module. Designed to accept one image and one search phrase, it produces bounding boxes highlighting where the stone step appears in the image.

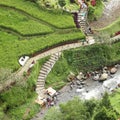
[49,59,56,64]
[36,89,45,94]
[37,80,45,83]
[49,59,53,65]
[38,74,46,79]
[51,53,60,58]
[42,64,51,69]
[37,79,45,82]
[50,57,58,61]
[40,67,48,72]
[44,62,52,68]
[36,87,44,91]
[40,69,47,73]
[39,71,47,76]
[36,84,44,87]
[42,65,51,70]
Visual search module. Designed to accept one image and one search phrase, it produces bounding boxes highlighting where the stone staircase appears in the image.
[36,52,61,98]
[72,7,93,36]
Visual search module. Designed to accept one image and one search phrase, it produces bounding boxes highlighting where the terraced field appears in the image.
[0,0,85,71]
[0,7,53,35]
[0,0,75,28]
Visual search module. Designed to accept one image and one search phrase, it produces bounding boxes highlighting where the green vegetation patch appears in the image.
[46,43,120,91]
[46,55,70,90]
[44,93,118,120]
[100,17,120,36]
[0,0,75,28]
[0,30,85,71]
[0,57,48,120]
[88,0,104,21]
[110,89,120,114]
[64,44,115,72]
[0,7,53,35]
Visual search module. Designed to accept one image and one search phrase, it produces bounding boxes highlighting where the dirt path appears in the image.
[90,0,120,29]
[17,41,89,76]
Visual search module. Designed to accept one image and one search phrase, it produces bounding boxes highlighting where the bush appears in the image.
[0,57,48,119]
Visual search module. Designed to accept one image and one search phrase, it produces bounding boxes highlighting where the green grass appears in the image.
[100,17,120,36]
[0,7,53,35]
[46,43,120,90]
[110,89,120,114]
[93,1,104,18]
[0,30,85,71]
[0,0,75,28]
[46,55,70,90]
[0,57,48,120]
[88,0,104,21]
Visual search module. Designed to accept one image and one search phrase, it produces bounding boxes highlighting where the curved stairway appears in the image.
[36,52,61,98]
[72,6,93,36]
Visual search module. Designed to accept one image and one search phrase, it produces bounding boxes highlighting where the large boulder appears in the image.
[110,67,117,74]
[99,73,108,81]
[77,72,84,80]
[93,74,99,81]
[67,72,75,81]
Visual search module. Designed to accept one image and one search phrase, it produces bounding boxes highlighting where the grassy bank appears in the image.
[46,55,70,90]
[88,0,104,21]
[100,17,120,36]
[0,7,53,35]
[110,88,120,115]
[0,57,48,120]
[46,42,120,92]
[0,30,85,71]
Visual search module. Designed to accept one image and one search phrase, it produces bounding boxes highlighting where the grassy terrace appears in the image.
[0,30,84,71]
[0,0,75,28]
[0,7,53,35]
[100,17,120,36]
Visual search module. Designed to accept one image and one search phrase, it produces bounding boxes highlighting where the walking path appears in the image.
[17,39,94,76]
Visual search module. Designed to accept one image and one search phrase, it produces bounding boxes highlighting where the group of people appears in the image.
[42,92,60,108]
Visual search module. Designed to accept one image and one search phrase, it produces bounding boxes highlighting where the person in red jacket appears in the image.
[91,0,96,6]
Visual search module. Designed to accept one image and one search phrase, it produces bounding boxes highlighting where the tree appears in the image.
[60,98,90,120]
[100,92,112,109]
[84,99,97,117]
[58,0,66,7]
[94,107,117,120]
[44,107,63,120]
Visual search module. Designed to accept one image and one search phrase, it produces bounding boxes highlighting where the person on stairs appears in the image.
[78,0,88,9]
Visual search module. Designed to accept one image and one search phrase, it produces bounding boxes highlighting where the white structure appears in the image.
[46,87,56,97]
[19,56,29,66]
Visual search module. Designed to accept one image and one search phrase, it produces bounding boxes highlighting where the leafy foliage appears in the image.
[0,57,48,120]
[64,44,115,72]
[44,95,118,120]
[58,0,66,7]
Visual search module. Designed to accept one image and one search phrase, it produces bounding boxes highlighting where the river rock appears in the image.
[110,67,117,74]
[93,74,99,81]
[99,73,108,81]
[76,72,84,80]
